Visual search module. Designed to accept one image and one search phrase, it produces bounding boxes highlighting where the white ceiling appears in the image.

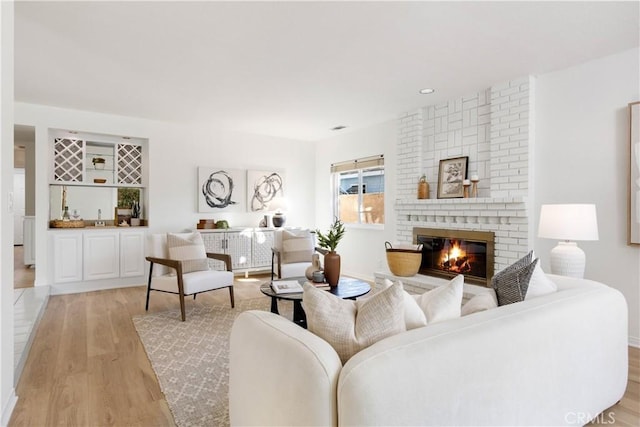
[14,1,640,141]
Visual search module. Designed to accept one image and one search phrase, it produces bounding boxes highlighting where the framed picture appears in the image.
[629,101,640,245]
[247,169,285,212]
[437,156,469,199]
[198,167,246,213]
[115,208,132,226]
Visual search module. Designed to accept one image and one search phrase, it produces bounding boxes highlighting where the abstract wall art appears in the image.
[247,169,285,212]
[198,167,246,213]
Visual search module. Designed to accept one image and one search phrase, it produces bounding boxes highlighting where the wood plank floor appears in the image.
[9,276,640,426]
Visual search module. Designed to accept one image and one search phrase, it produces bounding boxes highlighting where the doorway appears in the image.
[14,125,35,289]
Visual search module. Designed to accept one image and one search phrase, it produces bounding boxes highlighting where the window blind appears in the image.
[330,154,384,173]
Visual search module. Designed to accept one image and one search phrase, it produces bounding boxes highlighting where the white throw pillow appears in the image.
[303,282,406,364]
[281,229,314,263]
[166,232,209,274]
[525,252,558,299]
[414,275,464,324]
[383,279,427,330]
[461,290,498,316]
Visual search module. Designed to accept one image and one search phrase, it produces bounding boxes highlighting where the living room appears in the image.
[1,1,639,425]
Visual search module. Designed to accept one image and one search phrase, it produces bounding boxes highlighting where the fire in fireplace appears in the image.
[413,228,495,286]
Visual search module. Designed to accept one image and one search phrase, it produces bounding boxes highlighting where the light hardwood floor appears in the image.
[13,245,35,289]
[9,277,640,426]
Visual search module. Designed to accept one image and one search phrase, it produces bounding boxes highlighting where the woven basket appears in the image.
[385,241,423,277]
[50,219,86,228]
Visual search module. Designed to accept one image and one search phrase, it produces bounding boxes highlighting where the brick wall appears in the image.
[395,76,534,274]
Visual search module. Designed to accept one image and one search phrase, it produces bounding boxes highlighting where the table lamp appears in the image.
[269,196,288,228]
[538,204,599,278]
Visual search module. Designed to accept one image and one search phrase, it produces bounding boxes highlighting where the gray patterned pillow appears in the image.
[492,251,537,306]
[166,232,209,274]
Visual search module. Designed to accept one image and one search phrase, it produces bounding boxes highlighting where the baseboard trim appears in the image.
[50,278,145,295]
[629,336,639,348]
[1,388,17,427]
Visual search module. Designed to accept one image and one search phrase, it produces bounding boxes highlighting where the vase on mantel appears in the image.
[323,251,341,288]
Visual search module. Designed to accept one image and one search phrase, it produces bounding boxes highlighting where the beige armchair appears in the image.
[146,232,234,321]
[271,228,322,280]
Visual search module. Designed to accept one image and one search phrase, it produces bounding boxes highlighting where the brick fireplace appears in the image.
[387,76,535,290]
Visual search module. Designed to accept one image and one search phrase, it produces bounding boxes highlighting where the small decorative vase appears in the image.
[323,251,341,288]
[305,253,323,280]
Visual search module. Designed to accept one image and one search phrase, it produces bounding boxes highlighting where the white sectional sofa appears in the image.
[229,275,628,426]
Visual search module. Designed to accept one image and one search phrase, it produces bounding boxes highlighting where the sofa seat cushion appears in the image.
[151,270,233,294]
[302,282,406,364]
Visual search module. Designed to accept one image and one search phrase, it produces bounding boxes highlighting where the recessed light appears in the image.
[419,88,435,94]
[331,125,347,131]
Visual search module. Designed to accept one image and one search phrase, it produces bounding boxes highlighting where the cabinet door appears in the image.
[226,231,252,270]
[120,231,145,277]
[252,230,274,268]
[53,138,84,183]
[200,232,226,271]
[84,232,119,280]
[53,233,83,283]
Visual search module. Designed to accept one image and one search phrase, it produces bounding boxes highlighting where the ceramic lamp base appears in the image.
[272,213,286,228]
[549,241,586,278]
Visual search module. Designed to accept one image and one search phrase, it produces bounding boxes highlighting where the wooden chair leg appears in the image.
[179,292,186,321]
[229,286,235,308]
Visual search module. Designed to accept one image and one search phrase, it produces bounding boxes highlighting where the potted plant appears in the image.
[315,217,346,287]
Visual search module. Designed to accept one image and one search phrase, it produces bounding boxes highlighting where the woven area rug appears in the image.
[133,298,292,427]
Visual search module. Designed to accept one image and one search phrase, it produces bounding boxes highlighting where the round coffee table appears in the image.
[260,276,371,328]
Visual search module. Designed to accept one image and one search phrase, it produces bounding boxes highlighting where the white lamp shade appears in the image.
[538,204,599,241]
[268,196,288,213]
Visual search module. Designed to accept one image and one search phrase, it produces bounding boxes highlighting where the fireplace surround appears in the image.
[413,227,495,286]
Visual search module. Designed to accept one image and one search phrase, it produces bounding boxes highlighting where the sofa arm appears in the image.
[229,310,342,426]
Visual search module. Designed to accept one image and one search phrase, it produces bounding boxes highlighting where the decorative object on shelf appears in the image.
[92,156,106,170]
[131,201,141,226]
[417,175,429,199]
[269,196,288,228]
[50,219,85,228]
[115,207,132,226]
[629,101,640,245]
[215,220,229,229]
[315,217,346,287]
[93,178,107,184]
[385,242,423,277]
[463,179,471,198]
[437,156,469,199]
[247,169,284,212]
[198,167,246,213]
[62,205,70,221]
[197,219,217,229]
[259,214,271,228]
[305,253,323,281]
[538,204,599,278]
[471,175,479,198]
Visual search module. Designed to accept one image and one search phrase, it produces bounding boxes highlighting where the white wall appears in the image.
[535,48,640,345]
[0,1,16,424]
[314,120,397,281]
[14,102,316,287]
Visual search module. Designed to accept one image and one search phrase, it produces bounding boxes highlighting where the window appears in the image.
[332,155,384,225]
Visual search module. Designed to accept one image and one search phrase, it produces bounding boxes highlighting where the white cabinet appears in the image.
[53,233,83,283]
[51,229,145,284]
[200,229,274,272]
[252,229,275,268]
[120,231,145,277]
[83,232,120,280]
